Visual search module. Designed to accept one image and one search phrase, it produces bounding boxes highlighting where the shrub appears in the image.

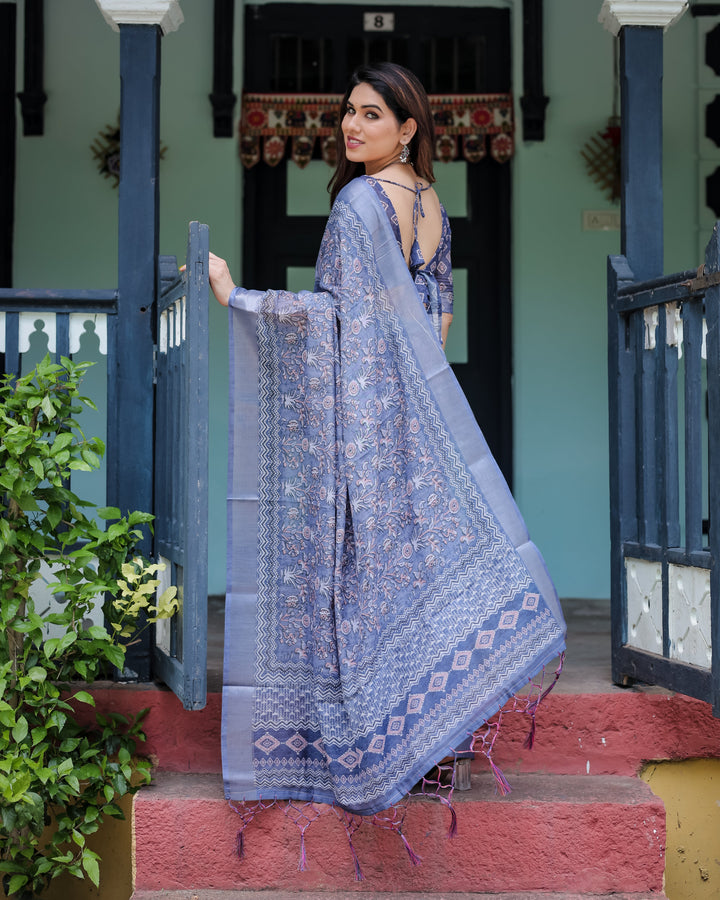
[0,356,176,898]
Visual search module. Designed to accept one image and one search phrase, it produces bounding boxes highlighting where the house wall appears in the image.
[11,1,699,599]
[642,758,720,900]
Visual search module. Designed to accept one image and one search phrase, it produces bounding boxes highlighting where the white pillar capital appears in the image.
[95,0,183,35]
[599,0,688,36]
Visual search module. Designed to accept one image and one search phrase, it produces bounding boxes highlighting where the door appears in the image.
[243,3,513,481]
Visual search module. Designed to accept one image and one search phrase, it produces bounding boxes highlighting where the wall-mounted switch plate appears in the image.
[582,209,621,231]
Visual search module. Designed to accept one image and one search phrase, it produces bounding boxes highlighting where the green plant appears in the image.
[0,356,176,899]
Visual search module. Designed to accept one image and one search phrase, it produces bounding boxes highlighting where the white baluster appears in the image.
[69,313,108,356]
[643,305,658,350]
[159,309,168,354]
[19,312,55,354]
[174,298,182,348]
[665,301,683,358]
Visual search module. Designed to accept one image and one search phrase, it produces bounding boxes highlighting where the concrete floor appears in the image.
[207,596,630,696]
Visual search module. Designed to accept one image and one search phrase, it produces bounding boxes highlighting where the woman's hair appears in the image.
[328,62,435,206]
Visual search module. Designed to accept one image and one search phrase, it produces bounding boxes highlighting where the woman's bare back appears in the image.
[373,174,443,267]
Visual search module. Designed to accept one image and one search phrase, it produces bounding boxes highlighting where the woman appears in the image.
[211,62,565,852]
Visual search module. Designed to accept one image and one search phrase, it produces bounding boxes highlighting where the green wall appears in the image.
[11,1,700,599]
[13,0,239,594]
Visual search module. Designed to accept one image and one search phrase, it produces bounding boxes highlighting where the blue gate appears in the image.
[608,224,720,716]
[153,222,209,710]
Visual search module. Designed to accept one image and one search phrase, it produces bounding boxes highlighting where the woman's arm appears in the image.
[208,251,236,307]
[441,312,453,350]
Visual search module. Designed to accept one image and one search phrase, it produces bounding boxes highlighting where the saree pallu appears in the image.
[223,176,566,817]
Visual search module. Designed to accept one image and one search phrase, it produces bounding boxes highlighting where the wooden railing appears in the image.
[0,222,209,711]
[0,289,117,378]
[608,225,720,716]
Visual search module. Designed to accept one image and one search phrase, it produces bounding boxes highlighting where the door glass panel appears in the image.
[273,36,299,91]
[348,37,409,70]
[436,162,467,217]
[287,160,333,216]
[287,266,316,292]
[445,267,468,364]
[271,36,333,91]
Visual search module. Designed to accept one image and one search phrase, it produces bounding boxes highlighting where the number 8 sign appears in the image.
[363,12,395,32]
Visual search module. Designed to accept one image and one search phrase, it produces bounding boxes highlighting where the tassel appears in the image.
[445,801,458,839]
[437,795,458,839]
[489,759,512,796]
[298,831,308,872]
[236,829,245,860]
[524,714,536,750]
[349,839,365,881]
[400,832,422,866]
[447,802,458,839]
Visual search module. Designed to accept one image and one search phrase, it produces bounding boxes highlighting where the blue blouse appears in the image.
[363,176,453,341]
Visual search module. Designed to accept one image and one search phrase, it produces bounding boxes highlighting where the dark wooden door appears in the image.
[244,4,513,481]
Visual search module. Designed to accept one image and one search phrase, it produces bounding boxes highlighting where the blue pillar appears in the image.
[620,26,664,281]
[106,24,161,680]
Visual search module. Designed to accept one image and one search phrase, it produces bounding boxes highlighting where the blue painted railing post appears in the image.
[599,0,687,276]
[620,26,664,281]
[607,254,636,687]
[95,1,183,682]
[106,22,161,679]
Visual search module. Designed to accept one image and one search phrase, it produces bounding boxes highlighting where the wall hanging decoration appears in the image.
[239,92,515,169]
[91,118,167,187]
[581,117,621,203]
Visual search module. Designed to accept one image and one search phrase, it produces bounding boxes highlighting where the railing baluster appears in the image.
[683,298,704,553]
[659,299,680,550]
[637,306,659,546]
[4,311,19,378]
[56,312,69,362]
[155,310,169,554]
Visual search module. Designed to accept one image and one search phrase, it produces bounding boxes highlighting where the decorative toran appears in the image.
[239,92,515,168]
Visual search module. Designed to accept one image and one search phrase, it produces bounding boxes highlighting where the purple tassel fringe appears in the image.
[400,832,422,866]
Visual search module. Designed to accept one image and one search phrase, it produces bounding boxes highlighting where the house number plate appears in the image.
[363,12,395,31]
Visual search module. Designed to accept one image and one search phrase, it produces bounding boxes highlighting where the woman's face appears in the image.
[341,82,415,175]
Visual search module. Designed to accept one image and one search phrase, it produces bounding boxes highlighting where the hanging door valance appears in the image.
[239,92,514,169]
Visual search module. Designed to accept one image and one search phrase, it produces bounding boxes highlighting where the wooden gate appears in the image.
[153,222,209,710]
[608,225,720,715]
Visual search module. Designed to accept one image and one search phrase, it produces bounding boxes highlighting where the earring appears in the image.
[399,143,410,164]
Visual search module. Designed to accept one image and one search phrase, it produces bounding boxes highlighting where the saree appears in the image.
[222,176,566,819]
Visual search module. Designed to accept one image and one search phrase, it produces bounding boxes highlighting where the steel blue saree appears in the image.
[222,176,566,818]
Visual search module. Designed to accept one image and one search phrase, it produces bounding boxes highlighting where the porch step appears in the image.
[86,683,720,778]
[132,772,665,895]
[132,893,669,900]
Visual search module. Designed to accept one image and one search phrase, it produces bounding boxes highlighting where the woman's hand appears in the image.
[441,312,453,351]
[208,251,237,307]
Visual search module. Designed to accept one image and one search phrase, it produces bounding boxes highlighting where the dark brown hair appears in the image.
[328,62,435,206]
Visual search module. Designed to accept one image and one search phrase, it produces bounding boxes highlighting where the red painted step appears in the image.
[133,893,668,900]
[82,683,720,778]
[132,772,665,895]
